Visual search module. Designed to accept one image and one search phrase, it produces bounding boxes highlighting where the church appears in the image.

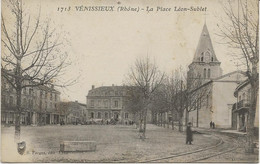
[186,23,246,128]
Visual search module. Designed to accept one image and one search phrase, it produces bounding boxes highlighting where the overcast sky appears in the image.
[2,0,243,103]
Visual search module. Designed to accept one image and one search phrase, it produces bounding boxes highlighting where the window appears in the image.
[9,96,13,106]
[115,91,119,96]
[242,93,245,101]
[90,100,94,107]
[29,100,33,108]
[203,68,207,78]
[105,112,108,119]
[200,52,204,62]
[98,100,101,108]
[98,112,101,119]
[208,69,211,78]
[125,113,128,119]
[104,100,108,108]
[114,100,118,108]
[40,100,42,109]
[91,112,94,119]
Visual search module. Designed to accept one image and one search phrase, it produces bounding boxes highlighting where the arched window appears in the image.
[200,52,204,62]
[203,68,207,78]
[208,69,211,78]
[98,112,101,119]
[105,112,108,119]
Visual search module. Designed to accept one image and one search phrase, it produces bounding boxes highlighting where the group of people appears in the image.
[210,121,215,129]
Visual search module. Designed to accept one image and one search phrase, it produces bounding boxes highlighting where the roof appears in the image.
[212,70,245,81]
[234,79,250,97]
[189,71,246,93]
[192,23,219,63]
[87,85,129,97]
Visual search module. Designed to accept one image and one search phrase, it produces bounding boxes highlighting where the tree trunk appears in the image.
[167,112,169,128]
[245,66,258,153]
[171,110,174,130]
[142,108,148,139]
[15,89,22,142]
[178,117,183,132]
[185,108,189,126]
[163,113,166,128]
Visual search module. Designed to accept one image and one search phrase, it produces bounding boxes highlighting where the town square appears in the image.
[1,0,259,163]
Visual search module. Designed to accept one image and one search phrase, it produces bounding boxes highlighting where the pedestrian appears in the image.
[212,122,215,129]
[186,122,193,145]
[210,121,213,128]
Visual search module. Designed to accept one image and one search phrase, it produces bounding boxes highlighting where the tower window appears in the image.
[208,69,211,78]
[204,68,207,78]
[200,53,204,62]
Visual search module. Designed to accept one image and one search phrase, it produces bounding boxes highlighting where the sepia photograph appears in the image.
[1,0,259,163]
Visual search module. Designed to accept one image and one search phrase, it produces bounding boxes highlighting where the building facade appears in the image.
[1,77,62,126]
[58,101,87,124]
[86,85,133,124]
[186,23,246,128]
[233,80,259,132]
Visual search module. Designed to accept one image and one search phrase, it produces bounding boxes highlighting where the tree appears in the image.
[218,0,259,153]
[1,0,71,142]
[125,86,145,129]
[126,56,165,139]
[156,68,186,131]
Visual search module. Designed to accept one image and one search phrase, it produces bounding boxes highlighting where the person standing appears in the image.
[186,122,193,145]
[212,122,215,129]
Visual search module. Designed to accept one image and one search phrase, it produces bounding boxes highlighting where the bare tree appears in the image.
[1,0,72,141]
[217,0,259,153]
[125,86,145,130]
[126,56,165,139]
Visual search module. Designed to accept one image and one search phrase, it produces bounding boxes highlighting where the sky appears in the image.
[2,0,244,103]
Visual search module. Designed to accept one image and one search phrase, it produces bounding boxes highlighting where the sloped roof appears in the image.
[193,23,219,62]
[87,85,128,96]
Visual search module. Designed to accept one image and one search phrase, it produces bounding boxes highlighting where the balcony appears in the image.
[233,100,250,113]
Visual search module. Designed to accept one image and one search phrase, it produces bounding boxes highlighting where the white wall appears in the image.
[212,81,238,128]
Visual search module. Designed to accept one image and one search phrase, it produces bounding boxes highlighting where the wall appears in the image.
[212,81,238,128]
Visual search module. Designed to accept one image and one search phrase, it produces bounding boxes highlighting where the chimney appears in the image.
[92,85,95,89]
[112,84,114,87]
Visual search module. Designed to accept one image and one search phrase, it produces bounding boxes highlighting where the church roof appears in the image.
[192,23,219,62]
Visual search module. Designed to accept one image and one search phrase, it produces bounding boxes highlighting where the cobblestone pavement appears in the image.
[1,124,258,162]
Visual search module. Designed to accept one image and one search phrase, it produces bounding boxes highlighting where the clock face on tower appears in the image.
[205,51,210,62]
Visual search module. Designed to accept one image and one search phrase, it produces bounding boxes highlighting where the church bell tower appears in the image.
[187,23,223,85]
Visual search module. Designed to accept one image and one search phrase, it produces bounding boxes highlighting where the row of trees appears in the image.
[124,56,210,139]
